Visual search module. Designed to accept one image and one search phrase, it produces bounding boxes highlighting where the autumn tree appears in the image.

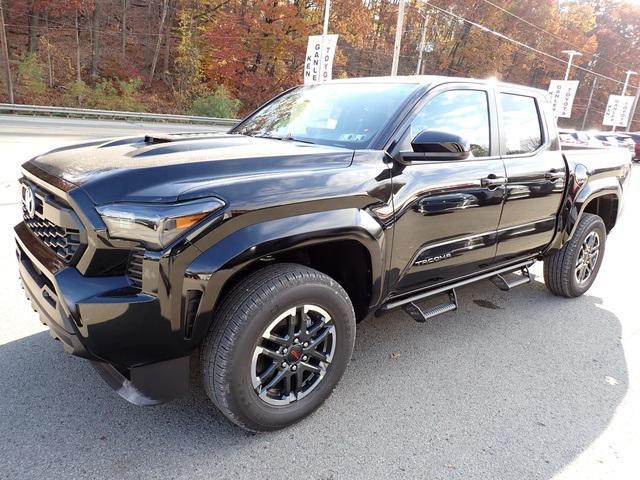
[201,0,311,109]
[2,0,640,128]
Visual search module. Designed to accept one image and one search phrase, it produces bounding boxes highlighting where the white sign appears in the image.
[548,80,579,118]
[304,34,339,84]
[603,95,635,127]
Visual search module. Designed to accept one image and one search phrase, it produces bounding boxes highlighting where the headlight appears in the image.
[96,198,225,249]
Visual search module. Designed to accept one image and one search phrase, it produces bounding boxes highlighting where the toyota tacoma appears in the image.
[15,76,632,431]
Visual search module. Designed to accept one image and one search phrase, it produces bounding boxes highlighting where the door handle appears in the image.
[544,170,565,181]
[417,193,479,215]
[481,175,507,189]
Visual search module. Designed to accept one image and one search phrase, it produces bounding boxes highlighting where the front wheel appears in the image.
[543,213,607,298]
[200,263,356,431]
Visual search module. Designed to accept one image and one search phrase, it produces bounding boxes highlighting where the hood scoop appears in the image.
[143,132,229,144]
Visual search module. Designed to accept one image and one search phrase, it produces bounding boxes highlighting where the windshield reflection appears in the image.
[233,83,419,149]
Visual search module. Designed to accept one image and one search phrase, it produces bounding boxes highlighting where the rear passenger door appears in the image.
[494,90,566,263]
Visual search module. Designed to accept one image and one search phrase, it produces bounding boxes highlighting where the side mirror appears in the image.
[400,130,471,163]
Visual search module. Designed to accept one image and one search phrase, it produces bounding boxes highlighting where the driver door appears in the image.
[388,85,506,296]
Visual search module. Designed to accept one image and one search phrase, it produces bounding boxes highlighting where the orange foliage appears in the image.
[2,0,640,127]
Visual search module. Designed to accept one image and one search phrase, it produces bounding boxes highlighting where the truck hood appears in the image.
[27,133,354,204]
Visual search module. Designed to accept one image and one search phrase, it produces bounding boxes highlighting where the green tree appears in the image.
[63,79,90,106]
[173,7,206,108]
[118,78,144,111]
[17,53,46,97]
[189,86,241,118]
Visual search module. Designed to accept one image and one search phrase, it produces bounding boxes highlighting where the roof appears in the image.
[327,75,463,84]
[325,75,547,96]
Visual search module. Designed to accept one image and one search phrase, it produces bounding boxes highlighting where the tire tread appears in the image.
[200,263,354,431]
[543,213,605,298]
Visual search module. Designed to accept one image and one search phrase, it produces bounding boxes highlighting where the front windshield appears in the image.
[233,83,419,149]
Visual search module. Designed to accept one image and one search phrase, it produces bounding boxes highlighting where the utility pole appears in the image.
[581,76,597,131]
[323,0,331,36]
[416,12,428,75]
[612,69,636,131]
[391,0,406,76]
[0,0,14,103]
[626,86,640,131]
[561,50,582,81]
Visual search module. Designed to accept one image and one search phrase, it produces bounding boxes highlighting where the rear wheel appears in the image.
[543,213,606,298]
[200,263,356,431]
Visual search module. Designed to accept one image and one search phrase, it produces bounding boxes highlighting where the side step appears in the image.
[490,266,531,291]
[403,290,458,323]
[379,259,535,318]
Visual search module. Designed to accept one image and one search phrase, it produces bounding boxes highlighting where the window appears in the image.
[234,83,419,149]
[408,89,491,157]
[499,93,543,155]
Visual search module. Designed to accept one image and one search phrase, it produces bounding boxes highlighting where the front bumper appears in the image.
[15,222,189,404]
[15,222,90,357]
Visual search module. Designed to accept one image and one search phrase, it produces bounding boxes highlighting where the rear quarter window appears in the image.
[500,93,543,155]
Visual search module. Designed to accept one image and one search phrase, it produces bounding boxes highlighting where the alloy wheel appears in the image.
[575,231,600,284]
[251,305,336,406]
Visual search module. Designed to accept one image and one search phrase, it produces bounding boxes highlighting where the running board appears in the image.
[490,266,531,291]
[403,290,458,323]
[380,259,536,313]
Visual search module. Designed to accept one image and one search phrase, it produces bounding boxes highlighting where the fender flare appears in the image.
[183,208,385,343]
[550,174,621,250]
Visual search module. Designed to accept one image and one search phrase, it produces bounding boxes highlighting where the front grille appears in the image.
[127,247,145,289]
[21,179,83,264]
[23,215,81,263]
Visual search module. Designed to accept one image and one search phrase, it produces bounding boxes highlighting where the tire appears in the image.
[543,213,607,298]
[200,263,356,431]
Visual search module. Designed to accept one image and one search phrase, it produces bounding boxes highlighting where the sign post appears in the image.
[304,34,338,84]
[322,0,330,36]
[612,70,637,131]
[603,95,635,128]
[548,80,579,118]
[625,86,640,131]
[561,50,582,81]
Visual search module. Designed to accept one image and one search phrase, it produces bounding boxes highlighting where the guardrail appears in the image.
[0,103,239,127]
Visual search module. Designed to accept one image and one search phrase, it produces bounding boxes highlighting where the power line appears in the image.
[6,0,639,98]
[422,1,638,91]
[477,0,632,76]
[8,3,634,89]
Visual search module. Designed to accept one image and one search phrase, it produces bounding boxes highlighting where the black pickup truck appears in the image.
[15,76,631,431]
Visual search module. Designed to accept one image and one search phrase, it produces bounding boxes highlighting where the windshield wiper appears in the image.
[252,134,315,145]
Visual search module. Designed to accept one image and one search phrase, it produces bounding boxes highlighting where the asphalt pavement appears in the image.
[0,116,638,479]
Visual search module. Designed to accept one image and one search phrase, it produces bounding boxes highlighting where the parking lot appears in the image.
[1,121,638,479]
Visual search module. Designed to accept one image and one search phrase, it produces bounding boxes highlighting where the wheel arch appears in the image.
[549,174,622,252]
[572,176,621,236]
[183,209,386,345]
[581,193,619,232]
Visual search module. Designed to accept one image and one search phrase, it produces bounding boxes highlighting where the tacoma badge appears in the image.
[415,252,452,266]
